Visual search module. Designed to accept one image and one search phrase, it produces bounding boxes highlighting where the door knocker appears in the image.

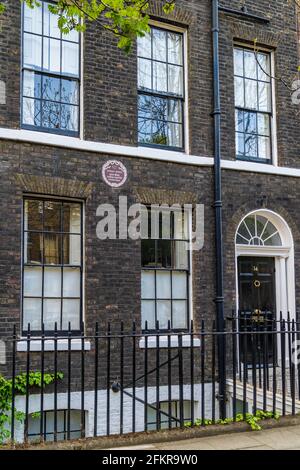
[254,280,261,288]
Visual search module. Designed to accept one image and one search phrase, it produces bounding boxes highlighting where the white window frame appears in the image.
[138,20,190,154]
[21,0,82,137]
[140,206,194,335]
[234,42,278,166]
[21,195,85,337]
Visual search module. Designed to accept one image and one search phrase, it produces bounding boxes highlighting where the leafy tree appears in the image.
[0,0,176,52]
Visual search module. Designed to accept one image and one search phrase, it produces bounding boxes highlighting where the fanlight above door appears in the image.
[236,214,282,247]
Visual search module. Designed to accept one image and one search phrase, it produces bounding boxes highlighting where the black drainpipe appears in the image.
[212,0,226,420]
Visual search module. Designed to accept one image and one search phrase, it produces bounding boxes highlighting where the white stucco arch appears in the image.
[235,209,296,321]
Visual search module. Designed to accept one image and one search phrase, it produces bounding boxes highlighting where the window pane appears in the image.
[43,37,61,73]
[152,96,167,121]
[24,267,42,297]
[244,51,257,79]
[138,32,152,58]
[62,299,80,330]
[168,122,182,148]
[245,79,258,109]
[23,71,42,98]
[153,61,167,93]
[157,300,171,329]
[63,234,81,265]
[25,199,43,231]
[258,136,271,160]
[244,112,257,134]
[42,75,60,101]
[44,201,61,231]
[63,203,81,233]
[168,65,183,96]
[156,240,172,268]
[153,28,167,62]
[62,42,79,76]
[172,301,187,329]
[257,53,270,81]
[60,104,78,132]
[41,100,60,129]
[141,271,155,299]
[138,58,152,90]
[152,120,167,145]
[138,94,152,119]
[156,271,171,299]
[61,79,79,104]
[44,267,61,297]
[63,268,81,297]
[24,33,42,69]
[235,109,244,132]
[142,300,155,330]
[168,32,183,65]
[257,113,270,136]
[258,82,271,112]
[23,298,42,330]
[173,241,188,269]
[172,272,187,299]
[24,3,42,34]
[23,97,42,126]
[142,240,156,267]
[43,5,61,38]
[168,99,182,123]
[138,117,152,144]
[234,77,244,107]
[265,233,281,246]
[236,132,244,156]
[44,234,61,264]
[234,48,244,76]
[26,232,43,264]
[245,134,258,158]
[44,299,61,330]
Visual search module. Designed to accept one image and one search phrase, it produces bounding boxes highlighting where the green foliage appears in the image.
[185,410,280,432]
[0,371,63,444]
[0,0,176,52]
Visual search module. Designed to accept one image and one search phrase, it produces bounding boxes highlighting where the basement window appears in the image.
[28,410,83,442]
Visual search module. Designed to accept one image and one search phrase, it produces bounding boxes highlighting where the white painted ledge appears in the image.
[139,335,201,349]
[17,339,91,352]
[1,127,300,177]
[0,127,213,167]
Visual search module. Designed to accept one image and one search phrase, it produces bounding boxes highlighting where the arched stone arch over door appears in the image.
[235,209,295,323]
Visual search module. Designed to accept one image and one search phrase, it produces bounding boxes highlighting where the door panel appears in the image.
[238,256,276,364]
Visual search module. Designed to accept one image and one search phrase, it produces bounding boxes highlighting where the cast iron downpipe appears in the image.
[212,0,226,420]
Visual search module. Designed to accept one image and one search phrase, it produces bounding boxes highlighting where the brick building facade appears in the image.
[0,0,300,441]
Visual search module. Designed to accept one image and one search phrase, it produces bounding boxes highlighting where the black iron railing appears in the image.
[4,316,300,444]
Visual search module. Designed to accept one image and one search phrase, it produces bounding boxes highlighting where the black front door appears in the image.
[238,257,276,363]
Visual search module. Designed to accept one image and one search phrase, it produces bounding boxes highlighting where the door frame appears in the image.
[234,210,296,367]
[235,246,295,325]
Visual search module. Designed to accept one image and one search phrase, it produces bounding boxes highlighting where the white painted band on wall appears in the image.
[0,127,299,178]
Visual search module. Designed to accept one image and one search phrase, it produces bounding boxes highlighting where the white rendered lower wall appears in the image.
[13,383,218,443]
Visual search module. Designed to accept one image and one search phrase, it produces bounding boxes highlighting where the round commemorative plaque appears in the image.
[102,160,128,188]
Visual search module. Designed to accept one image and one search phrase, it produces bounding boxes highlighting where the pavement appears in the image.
[109,425,300,451]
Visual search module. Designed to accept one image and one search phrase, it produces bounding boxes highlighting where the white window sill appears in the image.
[139,335,200,349]
[17,339,91,352]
